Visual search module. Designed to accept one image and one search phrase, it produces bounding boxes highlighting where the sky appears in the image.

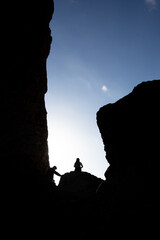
[46,0,160,184]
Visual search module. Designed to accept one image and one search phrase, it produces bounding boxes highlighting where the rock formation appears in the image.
[58,171,103,200]
[96,80,160,232]
[2,0,54,236]
[3,0,54,178]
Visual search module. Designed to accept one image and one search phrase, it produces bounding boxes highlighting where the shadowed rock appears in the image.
[58,171,103,200]
[3,0,54,178]
[2,1,54,236]
[96,80,160,231]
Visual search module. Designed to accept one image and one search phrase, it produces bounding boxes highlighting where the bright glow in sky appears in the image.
[46,0,160,184]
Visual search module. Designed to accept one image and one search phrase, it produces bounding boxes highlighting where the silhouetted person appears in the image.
[74,158,83,172]
[47,166,61,185]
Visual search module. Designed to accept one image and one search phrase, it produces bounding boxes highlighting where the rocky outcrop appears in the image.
[56,171,104,237]
[2,0,54,177]
[58,171,103,200]
[2,1,54,235]
[96,80,160,230]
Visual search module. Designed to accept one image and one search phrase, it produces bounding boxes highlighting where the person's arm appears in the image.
[54,170,61,177]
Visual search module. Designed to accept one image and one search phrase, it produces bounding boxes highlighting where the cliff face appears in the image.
[2,2,54,233]
[97,80,160,168]
[2,0,54,177]
[96,80,160,226]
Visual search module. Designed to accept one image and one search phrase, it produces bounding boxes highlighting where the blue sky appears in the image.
[46,0,160,184]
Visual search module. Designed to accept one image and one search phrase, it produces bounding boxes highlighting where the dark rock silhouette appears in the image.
[3,0,53,177]
[96,80,160,233]
[57,171,104,238]
[58,171,103,200]
[2,0,55,237]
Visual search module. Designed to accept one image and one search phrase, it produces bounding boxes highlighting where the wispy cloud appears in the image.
[145,0,157,11]
[69,0,78,3]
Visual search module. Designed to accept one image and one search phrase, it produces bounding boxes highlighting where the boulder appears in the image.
[58,171,103,200]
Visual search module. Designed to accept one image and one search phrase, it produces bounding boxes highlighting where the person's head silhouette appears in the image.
[53,166,57,170]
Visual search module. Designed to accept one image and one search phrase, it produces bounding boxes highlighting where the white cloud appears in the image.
[145,0,157,11]
[101,85,108,92]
